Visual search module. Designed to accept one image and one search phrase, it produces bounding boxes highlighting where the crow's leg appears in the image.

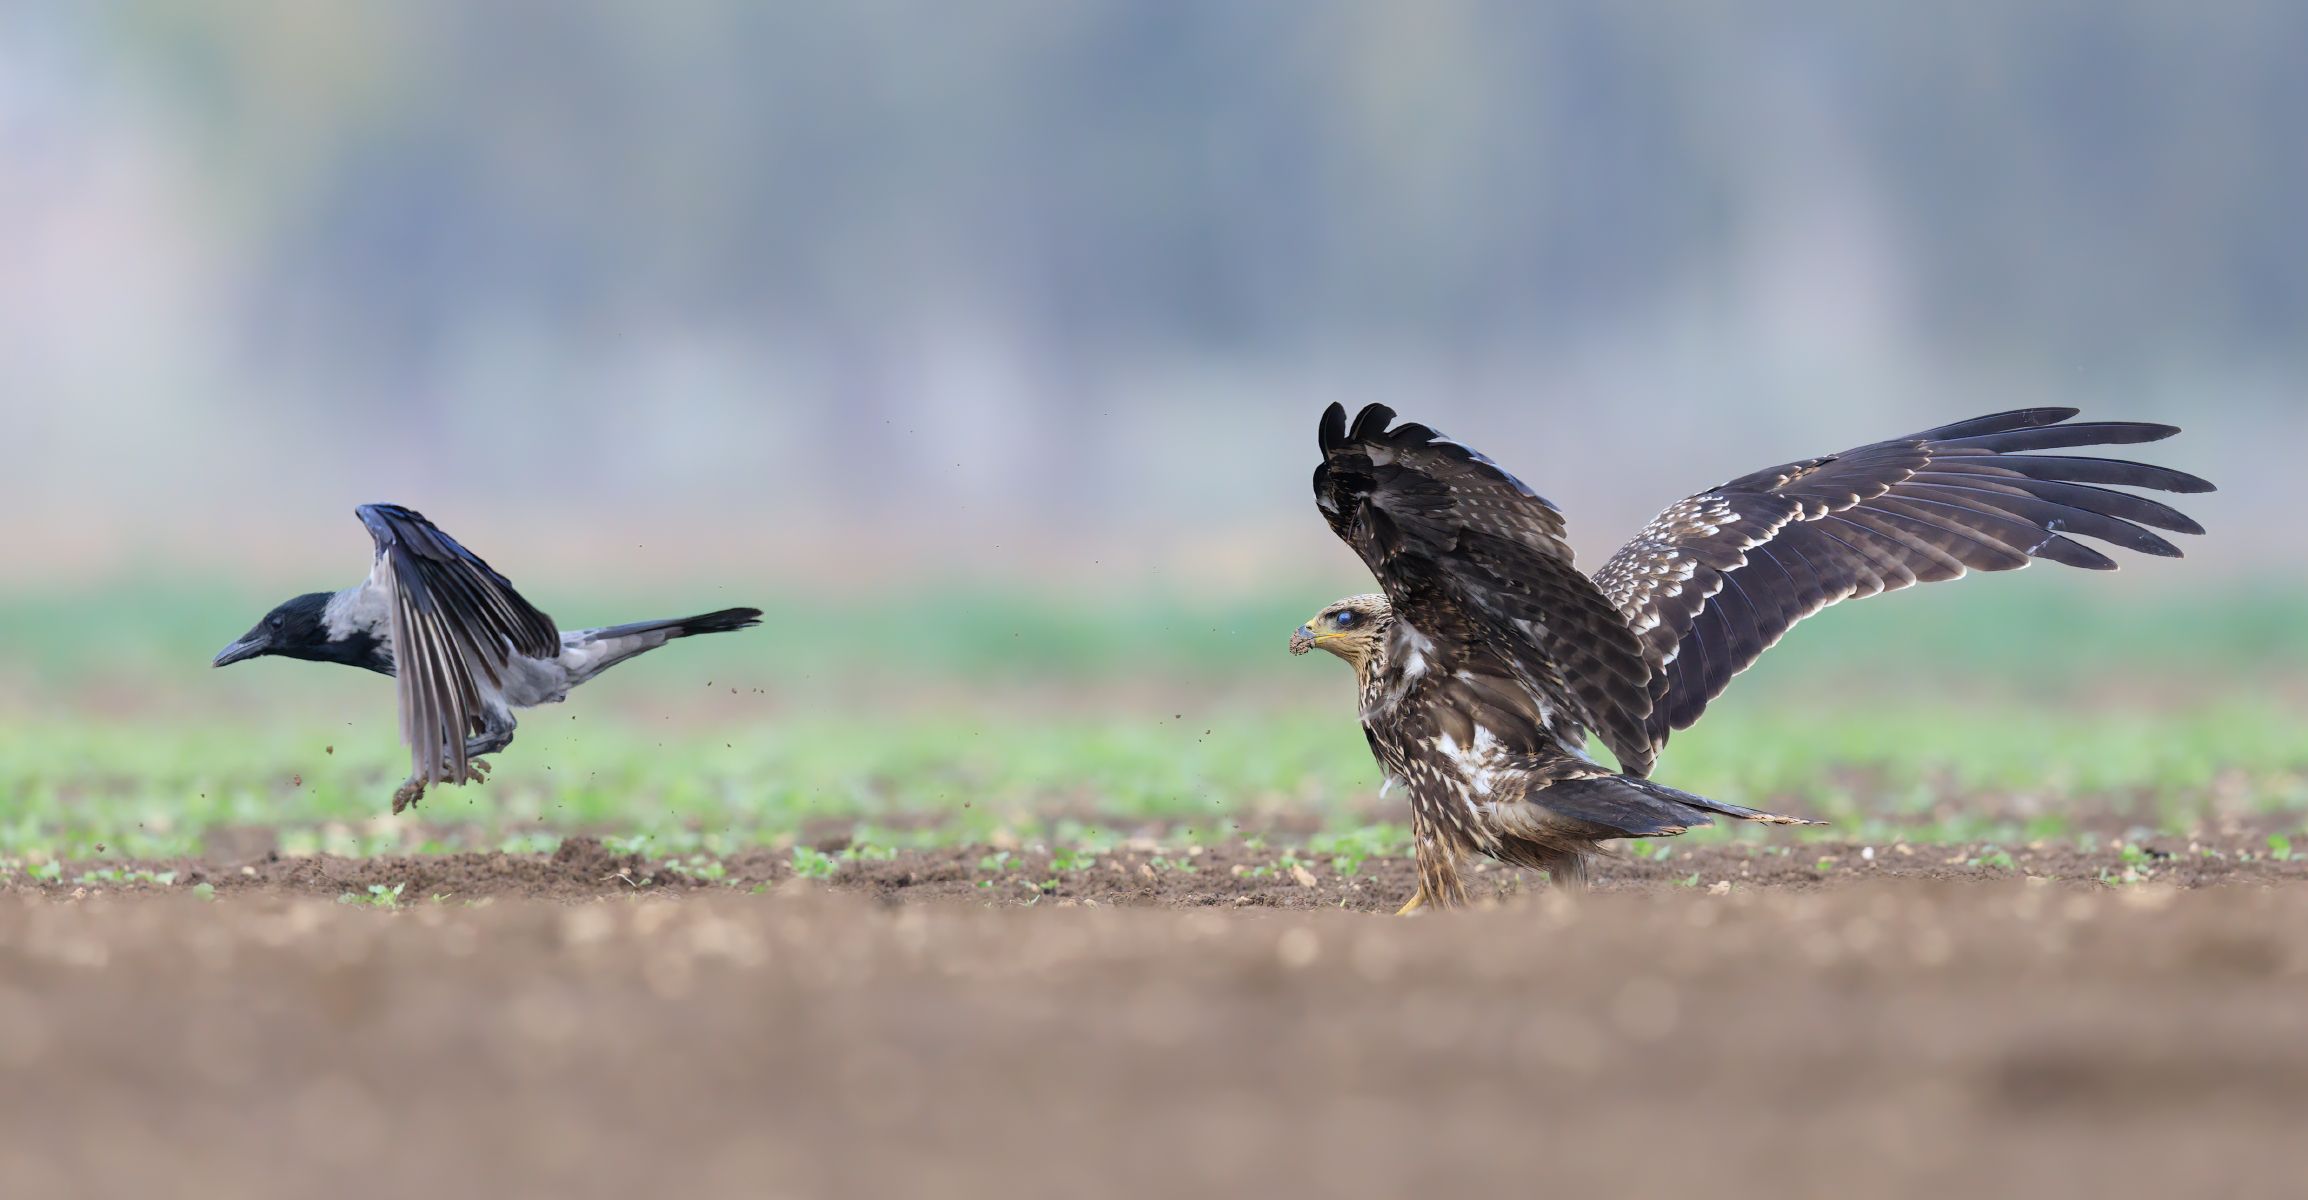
[394,711,516,811]
[459,710,518,783]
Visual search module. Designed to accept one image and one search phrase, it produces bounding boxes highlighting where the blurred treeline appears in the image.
[2,1,2297,574]
[84,2,2307,372]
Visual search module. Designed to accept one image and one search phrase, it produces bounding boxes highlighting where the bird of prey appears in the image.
[214,504,762,813]
[1292,405,2212,912]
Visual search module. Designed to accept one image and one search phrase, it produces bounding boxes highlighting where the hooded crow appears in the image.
[214,504,763,814]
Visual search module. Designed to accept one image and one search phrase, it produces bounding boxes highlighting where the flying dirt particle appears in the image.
[94,843,106,854]
[291,775,302,788]
[325,746,334,755]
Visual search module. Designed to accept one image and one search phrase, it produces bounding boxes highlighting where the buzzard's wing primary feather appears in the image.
[356,504,559,786]
[1591,409,2213,748]
[1314,403,1658,774]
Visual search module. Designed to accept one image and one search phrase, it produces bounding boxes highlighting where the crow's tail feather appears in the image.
[581,607,763,643]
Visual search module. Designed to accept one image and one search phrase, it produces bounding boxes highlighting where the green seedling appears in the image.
[791,846,840,880]
[339,882,405,908]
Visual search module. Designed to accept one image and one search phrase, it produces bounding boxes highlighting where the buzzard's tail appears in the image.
[1535,774,1818,839]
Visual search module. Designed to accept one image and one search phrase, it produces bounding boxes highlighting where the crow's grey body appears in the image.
[215,504,761,814]
[322,583,725,707]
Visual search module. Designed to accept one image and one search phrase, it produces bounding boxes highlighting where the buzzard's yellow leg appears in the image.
[1395,887,1427,916]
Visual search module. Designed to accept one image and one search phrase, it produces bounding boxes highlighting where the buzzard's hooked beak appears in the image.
[212,635,268,668]
[1289,625,1316,656]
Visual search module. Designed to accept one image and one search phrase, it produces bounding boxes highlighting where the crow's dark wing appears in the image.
[1591,409,2214,747]
[356,504,559,785]
[1314,404,1658,774]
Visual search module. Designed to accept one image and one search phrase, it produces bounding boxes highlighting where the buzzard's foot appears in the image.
[461,759,492,786]
[1394,887,1428,917]
[391,778,426,815]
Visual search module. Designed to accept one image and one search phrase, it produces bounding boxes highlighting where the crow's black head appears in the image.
[214,592,383,671]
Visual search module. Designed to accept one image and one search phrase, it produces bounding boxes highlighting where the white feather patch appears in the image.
[1393,621,1438,680]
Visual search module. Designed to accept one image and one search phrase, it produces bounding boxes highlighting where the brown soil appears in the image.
[10,832,2304,907]
[3,882,2306,1198]
[10,830,2307,1197]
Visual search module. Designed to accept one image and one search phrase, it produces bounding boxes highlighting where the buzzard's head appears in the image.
[1290,593,1392,669]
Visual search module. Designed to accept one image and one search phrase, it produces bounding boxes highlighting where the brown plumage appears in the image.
[1297,405,2213,912]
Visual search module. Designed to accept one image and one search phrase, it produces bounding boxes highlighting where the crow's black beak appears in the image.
[212,636,268,668]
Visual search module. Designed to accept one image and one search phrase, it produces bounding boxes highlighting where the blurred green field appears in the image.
[4,695,2304,861]
[3,575,2303,873]
[5,572,2305,689]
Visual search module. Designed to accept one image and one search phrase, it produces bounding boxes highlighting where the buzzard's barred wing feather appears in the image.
[1593,409,2212,747]
[357,504,559,786]
[1314,403,1658,774]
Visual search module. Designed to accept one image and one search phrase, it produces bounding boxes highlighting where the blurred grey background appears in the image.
[1,0,2296,590]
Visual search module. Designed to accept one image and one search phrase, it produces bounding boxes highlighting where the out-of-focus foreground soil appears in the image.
[2,880,2304,1199]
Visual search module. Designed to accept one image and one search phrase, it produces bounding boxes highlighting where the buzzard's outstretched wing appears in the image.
[356,504,559,786]
[1314,403,1658,774]
[1591,409,2213,747]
